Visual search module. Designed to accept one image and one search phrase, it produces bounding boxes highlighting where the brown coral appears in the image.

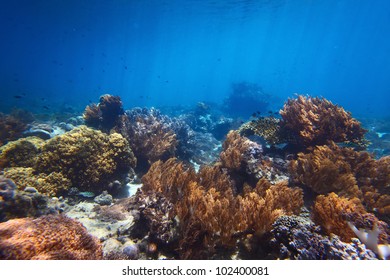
[83,94,124,132]
[279,95,367,148]
[0,215,103,259]
[115,109,177,170]
[312,192,367,242]
[141,158,303,259]
[35,126,136,193]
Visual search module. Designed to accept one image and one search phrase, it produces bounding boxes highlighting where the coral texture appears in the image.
[0,215,103,260]
[35,126,136,193]
[0,137,44,168]
[279,95,367,148]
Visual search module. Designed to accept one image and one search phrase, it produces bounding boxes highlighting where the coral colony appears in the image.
[0,94,389,260]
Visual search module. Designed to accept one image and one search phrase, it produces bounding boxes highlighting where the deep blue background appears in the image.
[0,0,389,117]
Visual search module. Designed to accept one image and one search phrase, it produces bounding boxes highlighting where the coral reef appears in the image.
[270,215,377,259]
[279,95,367,148]
[0,215,103,260]
[141,158,303,259]
[83,94,124,132]
[35,126,136,193]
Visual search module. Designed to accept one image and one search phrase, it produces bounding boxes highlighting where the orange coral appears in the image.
[279,95,367,148]
[0,215,102,259]
[312,192,367,242]
[141,158,303,259]
[289,142,361,198]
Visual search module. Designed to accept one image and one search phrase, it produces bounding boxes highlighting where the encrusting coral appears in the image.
[279,95,367,148]
[0,215,103,260]
[83,94,124,132]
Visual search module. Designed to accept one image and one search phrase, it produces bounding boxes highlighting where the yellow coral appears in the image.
[0,137,44,168]
[35,126,136,192]
[2,167,70,196]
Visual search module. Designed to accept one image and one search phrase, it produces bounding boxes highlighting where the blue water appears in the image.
[1,0,389,117]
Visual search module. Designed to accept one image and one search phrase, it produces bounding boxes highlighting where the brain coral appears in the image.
[35,126,136,193]
[0,215,102,259]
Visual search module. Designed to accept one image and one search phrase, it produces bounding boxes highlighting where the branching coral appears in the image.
[115,108,178,171]
[83,94,124,132]
[289,142,362,197]
[0,215,103,259]
[279,95,367,148]
[312,193,366,242]
[290,142,390,220]
[238,116,282,145]
[141,158,303,259]
[35,126,136,193]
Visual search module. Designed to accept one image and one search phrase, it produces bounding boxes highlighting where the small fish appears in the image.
[43,106,50,110]
[13,95,23,99]
[78,191,95,198]
[251,113,257,118]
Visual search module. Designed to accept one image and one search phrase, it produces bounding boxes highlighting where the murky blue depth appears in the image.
[0,0,389,117]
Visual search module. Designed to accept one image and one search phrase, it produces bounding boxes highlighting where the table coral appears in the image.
[0,215,103,259]
[279,95,367,148]
[35,126,136,193]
